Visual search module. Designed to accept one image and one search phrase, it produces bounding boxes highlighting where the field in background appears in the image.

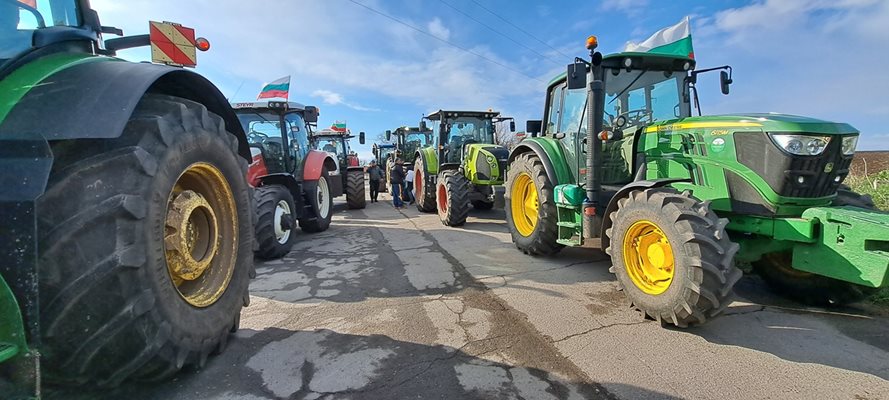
[846,151,889,306]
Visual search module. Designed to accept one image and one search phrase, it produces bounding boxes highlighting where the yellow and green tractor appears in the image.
[1,0,252,395]
[505,35,888,327]
[413,111,514,225]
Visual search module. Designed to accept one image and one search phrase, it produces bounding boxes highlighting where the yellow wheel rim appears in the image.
[164,162,238,308]
[622,220,674,295]
[510,173,538,237]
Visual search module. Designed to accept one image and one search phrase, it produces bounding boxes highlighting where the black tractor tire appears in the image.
[605,189,742,328]
[753,188,879,306]
[36,94,252,386]
[437,170,471,226]
[472,200,494,210]
[254,185,297,260]
[299,167,334,233]
[505,152,563,256]
[415,159,436,213]
[345,169,367,209]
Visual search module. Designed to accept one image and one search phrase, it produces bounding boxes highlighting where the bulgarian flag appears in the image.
[330,121,347,133]
[257,76,290,100]
[624,16,694,59]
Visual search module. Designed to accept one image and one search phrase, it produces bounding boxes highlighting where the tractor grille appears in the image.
[734,132,852,198]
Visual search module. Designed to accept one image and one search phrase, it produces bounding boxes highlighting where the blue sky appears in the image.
[93,0,889,159]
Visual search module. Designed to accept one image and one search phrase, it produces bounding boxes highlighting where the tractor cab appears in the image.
[373,142,397,165]
[386,126,434,165]
[425,110,500,166]
[541,53,697,187]
[310,129,365,170]
[232,101,319,183]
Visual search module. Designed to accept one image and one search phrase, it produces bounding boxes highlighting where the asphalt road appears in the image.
[55,189,889,400]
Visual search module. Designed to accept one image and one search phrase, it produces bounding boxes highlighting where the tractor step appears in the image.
[0,342,19,363]
[557,222,580,228]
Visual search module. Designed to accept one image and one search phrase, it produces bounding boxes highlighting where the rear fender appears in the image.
[303,150,339,181]
[0,58,250,161]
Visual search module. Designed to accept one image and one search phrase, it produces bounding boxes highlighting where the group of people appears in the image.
[365,158,414,209]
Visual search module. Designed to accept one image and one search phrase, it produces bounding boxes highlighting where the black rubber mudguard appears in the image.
[0,60,249,160]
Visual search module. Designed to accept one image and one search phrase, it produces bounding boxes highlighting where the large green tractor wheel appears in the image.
[254,185,297,260]
[753,188,879,306]
[345,169,366,209]
[299,167,334,233]
[414,159,436,212]
[606,189,742,327]
[436,170,470,226]
[36,94,252,385]
[505,152,562,256]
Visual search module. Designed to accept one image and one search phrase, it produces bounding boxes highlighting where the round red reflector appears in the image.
[196,37,211,51]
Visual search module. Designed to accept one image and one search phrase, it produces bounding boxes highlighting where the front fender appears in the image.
[600,178,689,250]
[418,147,439,174]
[0,56,249,160]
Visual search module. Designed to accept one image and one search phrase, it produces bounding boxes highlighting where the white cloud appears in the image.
[311,89,380,112]
[427,17,450,41]
[693,0,889,149]
[601,0,649,14]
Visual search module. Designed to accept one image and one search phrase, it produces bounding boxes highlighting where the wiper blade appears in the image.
[609,69,649,105]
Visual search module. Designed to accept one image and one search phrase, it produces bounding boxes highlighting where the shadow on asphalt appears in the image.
[49,328,678,400]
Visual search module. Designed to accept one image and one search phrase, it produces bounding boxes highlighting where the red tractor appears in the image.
[310,129,367,209]
[233,101,339,259]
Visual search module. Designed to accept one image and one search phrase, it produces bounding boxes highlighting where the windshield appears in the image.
[603,69,686,129]
[238,111,284,144]
[444,117,493,145]
[378,146,395,164]
[401,130,432,157]
[1,0,81,60]
[315,136,348,163]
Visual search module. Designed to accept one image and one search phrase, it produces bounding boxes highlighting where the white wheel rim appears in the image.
[317,178,330,218]
[274,200,292,244]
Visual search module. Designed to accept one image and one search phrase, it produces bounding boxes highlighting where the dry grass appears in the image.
[846,155,889,306]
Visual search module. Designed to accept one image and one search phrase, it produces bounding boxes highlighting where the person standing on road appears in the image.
[390,158,405,209]
[404,167,415,204]
[365,160,383,203]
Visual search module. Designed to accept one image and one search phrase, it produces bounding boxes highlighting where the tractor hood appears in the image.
[655,113,858,135]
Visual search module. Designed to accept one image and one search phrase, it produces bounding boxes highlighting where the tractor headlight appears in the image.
[770,134,831,156]
[841,135,858,155]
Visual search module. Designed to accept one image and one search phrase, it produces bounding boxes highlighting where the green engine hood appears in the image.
[658,113,858,135]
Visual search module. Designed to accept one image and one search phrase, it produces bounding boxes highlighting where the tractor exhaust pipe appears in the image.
[583,40,605,239]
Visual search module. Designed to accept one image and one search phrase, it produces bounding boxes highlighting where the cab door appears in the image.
[285,112,309,177]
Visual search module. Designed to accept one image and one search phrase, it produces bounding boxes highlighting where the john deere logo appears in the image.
[824,162,834,173]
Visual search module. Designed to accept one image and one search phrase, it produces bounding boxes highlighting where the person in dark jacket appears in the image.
[390,158,405,209]
[365,160,383,203]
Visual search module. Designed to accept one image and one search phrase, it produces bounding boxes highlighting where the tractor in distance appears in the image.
[505,35,888,328]
[310,128,367,210]
[233,100,341,260]
[413,111,514,226]
[378,125,434,192]
[1,1,253,395]
[372,141,397,192]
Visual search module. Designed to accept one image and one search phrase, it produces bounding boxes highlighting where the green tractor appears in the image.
[372,142,397,192]
[386,125,434,166]
[413,111,514,225]
[1,0,253,395]
[505,36,888,327]
[310,129,367,210]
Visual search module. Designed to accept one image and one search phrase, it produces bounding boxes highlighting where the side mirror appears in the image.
[385,130,392,141]
[720,70,732,95]
[303,106,319,123]
[567,62,588,90]
[509,121,516,132]
[419,120,427,131]
[359,131,365,144]
[526,120,542,135]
